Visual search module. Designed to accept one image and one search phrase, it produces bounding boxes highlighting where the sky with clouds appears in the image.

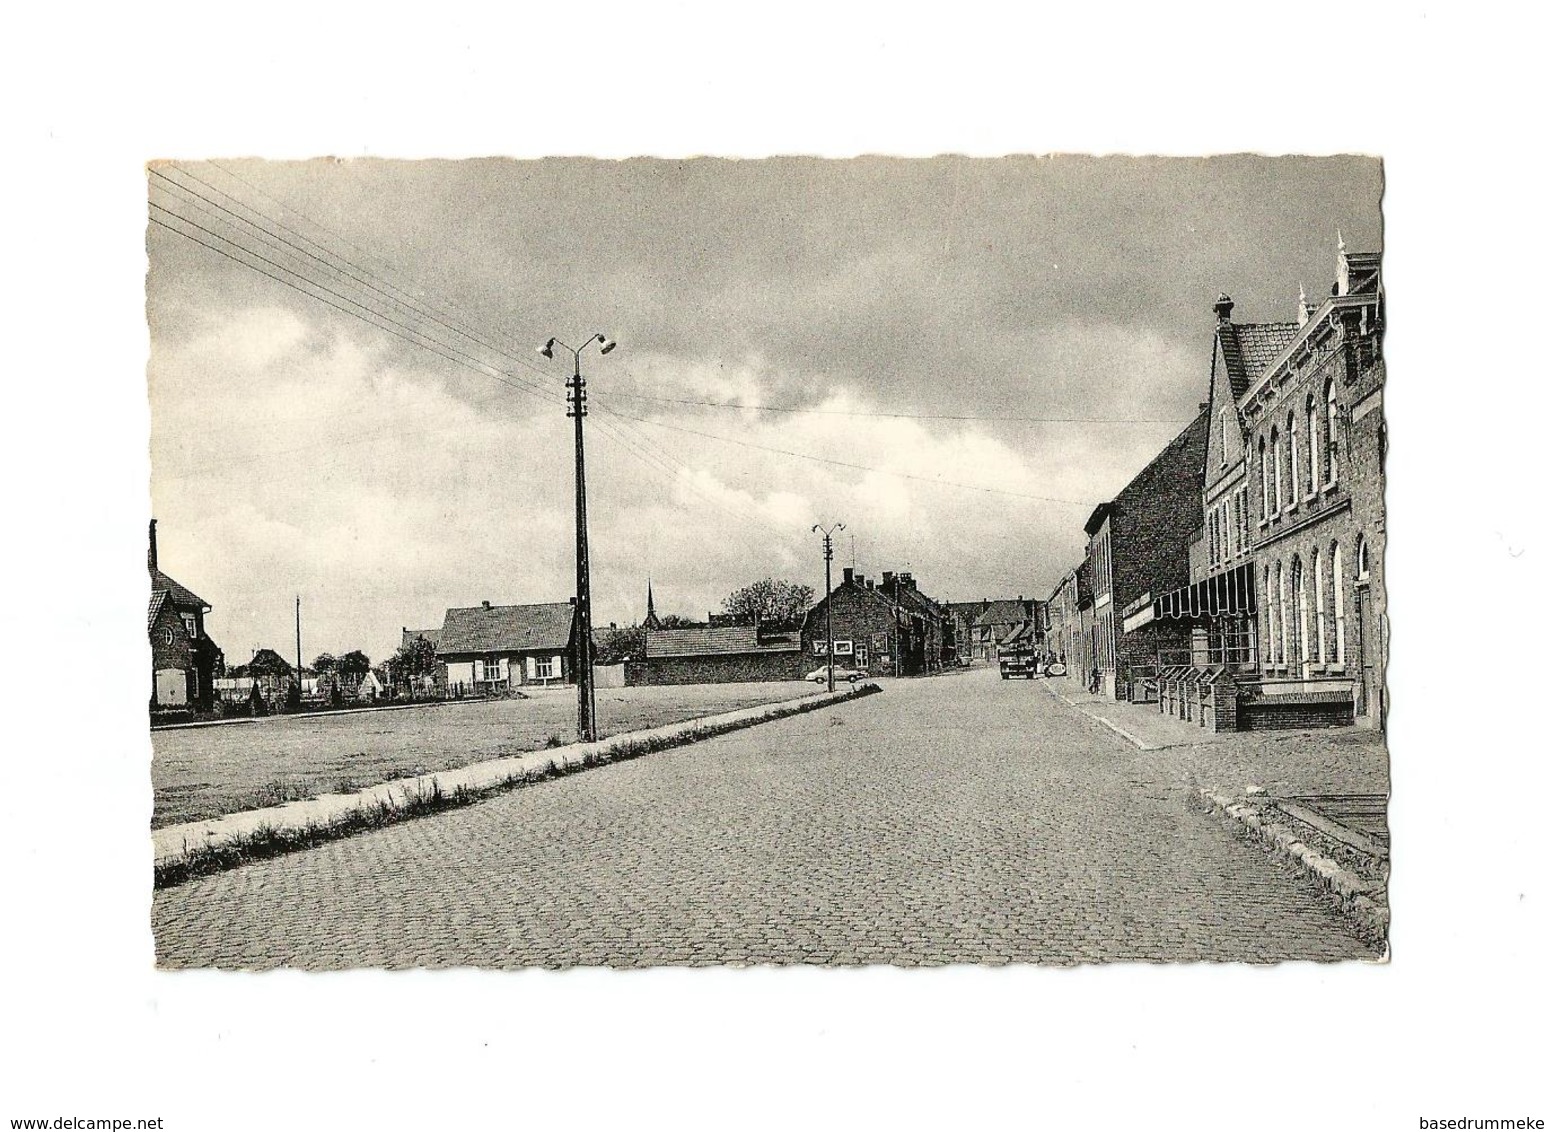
[145,155,1382,665]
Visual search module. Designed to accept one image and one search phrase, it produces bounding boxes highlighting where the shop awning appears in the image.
[1148,562,1258,624]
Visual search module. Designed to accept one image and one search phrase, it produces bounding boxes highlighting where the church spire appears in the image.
[643,578,661,630]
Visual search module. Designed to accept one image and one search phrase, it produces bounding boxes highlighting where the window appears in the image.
[1271,427,1283,512]
[1222,412,1233,466]
[1258,436,1270,519]
[1357,534,1371,581]
[1325,379,1339,484]
[1272,560,1286,665]
[1332,542,1347,665]
[1315,545,1329,664]
[1287,411,1299,508]
[1263,565,1273,667]
[181,612,198,639]
[1291,554,1308,667]
[1307,394,1321,495]
[534,655,558,680]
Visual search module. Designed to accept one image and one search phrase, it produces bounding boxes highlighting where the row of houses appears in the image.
[391,571,1045,691]
[1042,240,1386,731]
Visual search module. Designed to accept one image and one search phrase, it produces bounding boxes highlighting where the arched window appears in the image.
[1357,533,1371,581]
[1291,554,1308,669]
[1258,436,1269,519]
[1274,560,1287,666]
[1325,379,1339,485]
[1287,410,1299,506]
[1315,544,1328,663]
[1271,426,1283,511]
[1332,542,1347,666]
[1307,394,1321,496]
[1264,564,1275,667]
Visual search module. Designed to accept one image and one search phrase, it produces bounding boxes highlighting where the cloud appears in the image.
[146,156,1382,657]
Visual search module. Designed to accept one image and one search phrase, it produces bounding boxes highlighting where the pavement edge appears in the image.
[1199,787,1390,954]
[153,682,882,888]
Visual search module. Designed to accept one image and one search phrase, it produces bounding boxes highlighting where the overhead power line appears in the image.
[592,389,1192,426]
[594,405,1094,506]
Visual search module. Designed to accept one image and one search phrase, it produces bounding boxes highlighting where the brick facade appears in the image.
[802,568,947,677]
[1239,245,1386,728]
[625,651,803,686]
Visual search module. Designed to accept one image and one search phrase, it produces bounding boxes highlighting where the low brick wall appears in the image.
[1241,694,1354,731]
[626,652,803,686]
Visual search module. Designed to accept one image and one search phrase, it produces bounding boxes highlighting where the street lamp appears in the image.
[537,332,616,742]
[812,522,845,694]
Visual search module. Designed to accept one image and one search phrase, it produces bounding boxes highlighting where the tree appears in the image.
[311,652,337,675]
[387,636,439,690]
[245,648,293,677]
[337,650,372,683]
[595,625,645,664]
[722,578,815,628]
[655,613,701,629]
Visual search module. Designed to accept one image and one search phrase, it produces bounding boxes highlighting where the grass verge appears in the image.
[155,682,881,889]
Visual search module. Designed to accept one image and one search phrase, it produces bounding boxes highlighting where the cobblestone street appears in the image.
[153,669,1376,967]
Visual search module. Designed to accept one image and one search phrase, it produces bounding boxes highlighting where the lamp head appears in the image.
[597,334,616,355]
[537,338,555,359]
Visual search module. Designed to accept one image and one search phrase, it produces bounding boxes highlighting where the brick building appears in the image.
[437,600,577,693]
[802,568,947,677]
[1075,410,1211,699]
[1142,241,1386,729]
[147,519,222,713]
[625,624,803,685]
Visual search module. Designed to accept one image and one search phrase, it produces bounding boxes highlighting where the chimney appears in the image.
[900,572,915,589]
[482,600,491,610]
[843,567,854,586]
[865,579,874,590]
[148,519,158,572]
[1213,293,1234,322]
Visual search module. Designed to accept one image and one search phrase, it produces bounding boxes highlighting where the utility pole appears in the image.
[294,594,303,704]
[812,522,845,693]
[539,333,616,742]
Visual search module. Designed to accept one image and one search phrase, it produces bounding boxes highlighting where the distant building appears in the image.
[400,626,441,653]
[437,600,578,693]
[627,624,803,685]
[973,598,1040,661]
[147,520,222,712]
[1081,410,1212,699]
[802,568,946,677]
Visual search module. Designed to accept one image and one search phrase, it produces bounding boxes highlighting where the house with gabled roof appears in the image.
[147,520,223,712]
[1139,240,1388,729]
[437,600,578,694]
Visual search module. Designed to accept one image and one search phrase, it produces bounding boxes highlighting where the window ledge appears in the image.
[1304,492,1318,504]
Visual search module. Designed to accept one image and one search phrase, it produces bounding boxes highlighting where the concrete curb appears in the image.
[1037,679,1165,751]
[1199,787,1389,952]
[154,683,880,885]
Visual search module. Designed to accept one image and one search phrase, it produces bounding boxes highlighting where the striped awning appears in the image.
[1151,562,1258,621]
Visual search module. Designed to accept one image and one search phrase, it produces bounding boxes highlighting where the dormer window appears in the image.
[181,613,198,639]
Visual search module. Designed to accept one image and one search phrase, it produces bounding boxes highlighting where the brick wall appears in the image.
[802,582,898,671]
[625,651,804,686]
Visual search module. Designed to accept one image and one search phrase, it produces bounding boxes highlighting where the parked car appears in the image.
[806,665,867,684]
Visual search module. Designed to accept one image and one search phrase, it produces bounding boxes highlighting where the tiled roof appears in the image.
[1218,322,1300,398]
[147,590,168,632]
[645,625,801,658]
[401,627,441,651]
[438,602,575,655]
[151,566,209,611]
[975,599,1030,627]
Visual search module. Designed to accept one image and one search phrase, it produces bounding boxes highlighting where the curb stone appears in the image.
[154,683,880,886]
[1199,787,1389,953]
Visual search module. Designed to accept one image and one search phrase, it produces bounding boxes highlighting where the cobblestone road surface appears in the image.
[153,669,1375,967]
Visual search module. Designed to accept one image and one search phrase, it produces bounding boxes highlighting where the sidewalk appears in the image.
[1040,676,1389,798]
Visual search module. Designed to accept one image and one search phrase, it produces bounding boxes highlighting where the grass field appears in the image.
[150,681,818,829]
